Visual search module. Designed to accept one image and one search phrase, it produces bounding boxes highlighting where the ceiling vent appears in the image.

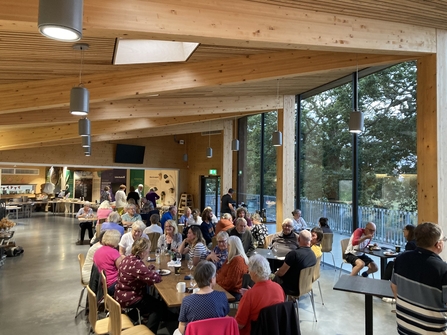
[1,168,39,175]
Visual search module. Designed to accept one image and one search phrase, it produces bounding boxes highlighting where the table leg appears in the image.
[380,259,387,280]
[365,294,373,335]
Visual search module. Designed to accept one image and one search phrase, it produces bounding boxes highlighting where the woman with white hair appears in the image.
[95,200,113,236]
[216,236,248,300]
[235,255,285,335]
[121,203,142,229]
[118,221,148,256]
[101,211,125,236]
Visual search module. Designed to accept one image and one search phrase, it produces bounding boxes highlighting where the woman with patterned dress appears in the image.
[251,213,269,248]
[114,238,164,333]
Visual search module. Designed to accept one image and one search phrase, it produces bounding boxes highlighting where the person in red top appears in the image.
[215,213,234,235]
[216,236,249,300]
[114,238,165,333]
[235,254,285,335]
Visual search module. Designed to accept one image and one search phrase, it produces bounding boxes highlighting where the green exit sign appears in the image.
[209,169,217,175]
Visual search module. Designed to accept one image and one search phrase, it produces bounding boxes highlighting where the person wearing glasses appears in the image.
[344,222,378,277]
[271,219,299,254]
[391,222,447,334]
[206,231,229,271]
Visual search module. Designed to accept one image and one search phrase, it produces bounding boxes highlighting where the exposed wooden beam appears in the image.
[0,96,280,128]
[0,50,412,114]
[0,0,436,54]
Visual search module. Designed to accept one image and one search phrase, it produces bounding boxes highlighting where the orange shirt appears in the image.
[216,255,248,292]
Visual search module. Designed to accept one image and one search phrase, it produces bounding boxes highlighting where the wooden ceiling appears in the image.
[0,0,441,151]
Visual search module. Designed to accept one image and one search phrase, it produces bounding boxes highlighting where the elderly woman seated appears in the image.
[93,229,124,295]
[121,204,142,229]
[174,261,230,335]
[95,200,113,235]
[157,219,183,251]
[115,238,164,333]
[206,231,229,271]
[216,236,249,300]
[101,211,125,236]
[76,201,94,244]
[235,255,285,335]
[118,221,148,256]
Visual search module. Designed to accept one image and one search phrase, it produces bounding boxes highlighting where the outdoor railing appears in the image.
[300,200,418,246]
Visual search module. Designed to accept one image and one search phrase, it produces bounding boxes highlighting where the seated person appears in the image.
[251,213,269,248]
[157,220,183,251]
[140,197,154,214]
[160,206,177,231]
[200,208,216,246]
[82,231,105,284]
[215,213,234,235]
[118,221,148,256]
[344,222,378,277]
[174,261,229,335]
[271,219,299,254]
[236,207,252,228]
[206,231,229,271]
[291,209,307,232]
[228,218,255,254]
[274,230,316,296]
[121,204,142,229]
[178,226,209,266]
[179,207,192,225]
[115,238,163,333]
[216,236,249,300]
[76,201,94,244]
[95,200,113,235]
[93,229,124,295]
[235,255,285,335]
[144,214,163,235]
[318,217,333,233]
[310,227,323,258]
[101,211,125,236]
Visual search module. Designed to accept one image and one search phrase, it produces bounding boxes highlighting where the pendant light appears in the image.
[272,79,283,146]
[349,57,364,133]
[78,118,90,136]
[232,117,240,151]
[38,0,83,42]
[206,122,213,158]
[84,146,91,156]
[81,135,91,148]
[70,43,89,116]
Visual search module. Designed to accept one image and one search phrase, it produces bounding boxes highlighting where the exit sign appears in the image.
[209,169,217,175]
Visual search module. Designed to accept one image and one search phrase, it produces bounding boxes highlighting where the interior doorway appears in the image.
[200,176,221,215]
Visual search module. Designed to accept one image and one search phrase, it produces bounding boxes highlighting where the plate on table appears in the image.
[372,247,381,251]
[157,269,171,276]
[383,251,398,256]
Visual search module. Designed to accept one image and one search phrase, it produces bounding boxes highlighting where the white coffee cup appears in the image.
[193,288,200,294]
[176,282,186,293]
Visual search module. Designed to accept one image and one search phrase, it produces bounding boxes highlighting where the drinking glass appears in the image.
[190,278,197,291]
[155,248,161,265]
[176,252,182,264]
[187,259,194,276]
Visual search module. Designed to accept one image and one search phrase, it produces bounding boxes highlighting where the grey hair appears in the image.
[194,261,216,288]
[227,236,248,265]
[216,230,229,240]
[131,220,146,232]
[99,200,112,209]
[107,211,121,223]
[282,218,293,227]
[248,254,271,281]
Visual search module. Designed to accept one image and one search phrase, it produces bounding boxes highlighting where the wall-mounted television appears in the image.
[115,144,145,164]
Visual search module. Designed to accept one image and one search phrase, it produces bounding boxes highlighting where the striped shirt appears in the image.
[391,247,447,335]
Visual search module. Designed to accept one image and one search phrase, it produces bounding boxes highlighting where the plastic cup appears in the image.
[395,245,401,252]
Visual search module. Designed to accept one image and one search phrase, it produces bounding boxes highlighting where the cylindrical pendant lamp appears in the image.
[183,153,188,162]
[232,139,240,151]
[84,146,91,156]
[206,147,213,158]
[349,111,364,133]
[38,0,84,42]
[81,135,91,148]
[78,118,90,136]
[70,86,89,115]
[272,130,283,146]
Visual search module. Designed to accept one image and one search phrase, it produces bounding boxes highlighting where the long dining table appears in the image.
[150,254,235,308]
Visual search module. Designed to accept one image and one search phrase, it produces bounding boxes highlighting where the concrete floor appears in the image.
[0,213,397,335]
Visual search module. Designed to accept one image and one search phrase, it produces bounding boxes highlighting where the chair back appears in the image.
[298,265,315,298]
[321,233,333,252]
[251,301,300,335]
[86,286,99,330]
[107,294,122,335]
[100,270,108,311]
[185,317,238,335]
[78,253,87,286]
[264,234,275,248]
[148,232,161,252]
[340,238,350,257]
[313,256,322,282]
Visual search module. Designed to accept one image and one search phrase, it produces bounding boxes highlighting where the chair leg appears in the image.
[317,280,324,305]
[330,252,336,271]
[309,289,317,322]
[75,286,86,317]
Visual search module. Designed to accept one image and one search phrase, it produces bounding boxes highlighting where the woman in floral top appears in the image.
[114,238,164,333]
[251,213,269,248]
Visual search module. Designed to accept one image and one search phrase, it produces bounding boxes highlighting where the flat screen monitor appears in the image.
[115,144,145,164]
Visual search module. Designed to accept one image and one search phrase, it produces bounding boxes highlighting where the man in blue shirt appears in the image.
[160,205,177,230]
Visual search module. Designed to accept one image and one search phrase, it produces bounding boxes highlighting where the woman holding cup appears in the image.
[173,261,229,335]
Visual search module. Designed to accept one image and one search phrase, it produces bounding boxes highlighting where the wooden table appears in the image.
[152,254,235,308]
[333,275,394,335]
[361,247,400,279]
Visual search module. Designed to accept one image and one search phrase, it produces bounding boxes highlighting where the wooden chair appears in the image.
[100,271,136,328]
[312,256,324,305]
[86,286,109,334]
[321,233,336,270]
[107,294,155,335]
[148,233,160,252]
[339,238,351,278]
[264,233,275,248]
[76,253,88,317]
[286,264,317,322]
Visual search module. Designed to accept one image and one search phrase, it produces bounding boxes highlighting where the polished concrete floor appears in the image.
[0,213,397,335]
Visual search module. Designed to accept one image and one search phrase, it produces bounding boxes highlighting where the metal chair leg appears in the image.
[309,289,317,322]
[75,286,86,317]
[317,280,324,305]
